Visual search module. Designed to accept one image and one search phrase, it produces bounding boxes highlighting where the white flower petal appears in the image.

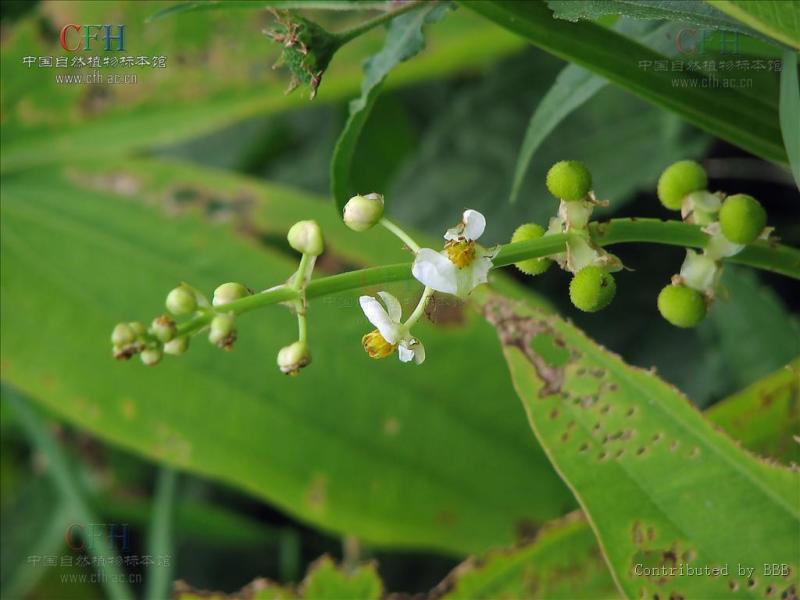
[411,340,425,364]
[359,295,399,344]
[412,249,458,295]
[377,291,403,323]
[398,344,414,362]
[454,255,493,298]
[398,338,426,364]
[462,209,486,241]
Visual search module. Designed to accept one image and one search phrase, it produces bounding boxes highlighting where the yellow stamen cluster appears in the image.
[445,239,476,269]
[362,329,396,359]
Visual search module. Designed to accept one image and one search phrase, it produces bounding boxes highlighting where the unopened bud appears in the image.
[343,193,384,232]
[166,285,197,316]
[277,341,311,375]
[150,315,177,343]
[213,282,250,307]
[209,313,236,349]
[128,321,147,337]
[164,336,189,356]
[111,323,136,346]
[287,220,324,256]
[140,347,162,366]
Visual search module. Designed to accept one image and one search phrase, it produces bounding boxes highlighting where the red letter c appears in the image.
[60,24,81,51]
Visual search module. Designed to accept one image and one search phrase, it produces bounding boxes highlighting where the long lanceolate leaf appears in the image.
[779,50,800,190]
[478,290,799,599]
[708,0,800,50]
[461,0,788,164]
[330,3,451,215]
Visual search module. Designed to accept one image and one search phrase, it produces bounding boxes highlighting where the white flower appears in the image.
[412,209,497,298]
[359,292,425,364]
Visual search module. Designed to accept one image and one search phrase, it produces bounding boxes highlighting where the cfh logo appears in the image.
[675,29,740,55]
[65,523,130,552]
[59,24,125,52]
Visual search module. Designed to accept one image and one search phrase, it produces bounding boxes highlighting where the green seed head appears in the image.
[277,341,312,375]
[510,223,551,276]
[657,160,707,211]
[150,315,177,343]
[546,160,592,202]
[209,313,236,349]
[164,336,189,356]
[657,283,707,328]
[343,193,385,232]
[287,220,324,256]
[111,322,136,346]
[166,285,197,316]
[719,193,766,244]
[140,347,162,367]
[213,282,250,307]
[569,266,616,312]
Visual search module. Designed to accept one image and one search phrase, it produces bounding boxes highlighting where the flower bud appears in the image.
[213,282,250,307]
[343,193,385,232]
[111,323,136,346]
[128,321,147,337]
[166,285,197,316]
[209,313,236,349]
[164,336,189,356]
[287,220,324,256]
[140,347,162,366]
[277,341,311,375]
[150,315,177,343]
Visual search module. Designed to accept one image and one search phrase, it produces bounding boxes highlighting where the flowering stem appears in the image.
[380,217,421,252]
[335,0,427,46]
[405,286,434,328]
[174,219,798,338]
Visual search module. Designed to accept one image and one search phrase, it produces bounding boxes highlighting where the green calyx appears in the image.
[657,160,707,211]
[657,283,706,328]
[719,194,767,245]
[569,266,616,312]
[510,223,551,276]
[546,160,592,202]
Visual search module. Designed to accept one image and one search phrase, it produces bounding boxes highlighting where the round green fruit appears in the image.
[569,266,616,312]
[657,284,706,328]
[719,193,766,244]
[656,160,707,210]
[546,160,592,201]
[510,223,551,276]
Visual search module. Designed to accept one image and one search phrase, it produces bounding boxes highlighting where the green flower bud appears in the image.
[140,347,162,366]
[657,284,706,328]
[150,315,177,343]
[287,220,324,256]
[719,193,767,244]
[128,321,147,337]
[164,336,189,356]
[546,160,592,202]
[209,313,236,349]
[343,193,385,232]
[213,282,250,307]
[277,341,312,375]
[510,223,551,276]
[657,160,707,211]
[111,322,136,346]
[166,285,197,316]
[569,266,616,313]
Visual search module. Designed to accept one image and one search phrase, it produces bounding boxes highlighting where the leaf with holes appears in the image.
[477,289,800,599]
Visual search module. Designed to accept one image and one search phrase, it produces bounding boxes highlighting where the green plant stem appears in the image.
[3,386,134,600]
[144,467,178,600]
[405,286,434,328]
[175,219,799,338]
[335,0,426,45]
[380,217,421,252]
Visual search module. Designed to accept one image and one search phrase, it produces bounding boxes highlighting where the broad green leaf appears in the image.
[780,50,800,189]
[0,159,573,555]
[461,0,787,164]
[0,3,522,172]
[708,0,800,50]
[330,2,451,215]
[479,289,799,599]
[438,512,619,600]
[706,359,800,464]
[148,1,390,23]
